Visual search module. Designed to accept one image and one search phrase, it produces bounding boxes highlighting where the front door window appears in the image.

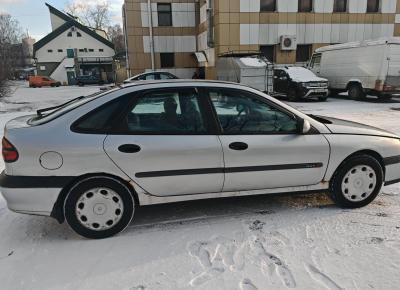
[209,89,297,134]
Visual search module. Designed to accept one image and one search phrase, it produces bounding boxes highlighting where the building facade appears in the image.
[123,0,400,79]
[33,4,115,85]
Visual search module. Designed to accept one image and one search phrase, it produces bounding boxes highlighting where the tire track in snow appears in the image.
[305,264,344,290]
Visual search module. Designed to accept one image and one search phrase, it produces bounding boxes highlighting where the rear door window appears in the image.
[116,88,208,134]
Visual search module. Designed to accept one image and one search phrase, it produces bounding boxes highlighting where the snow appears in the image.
[240,57,267,68]
[0,82,400,290]
[284,67,328,83]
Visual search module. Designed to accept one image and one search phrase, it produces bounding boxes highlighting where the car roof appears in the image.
[119,79,251,89]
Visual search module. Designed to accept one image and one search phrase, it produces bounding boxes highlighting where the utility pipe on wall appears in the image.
[207,0,214,48]
[147,0,155,71]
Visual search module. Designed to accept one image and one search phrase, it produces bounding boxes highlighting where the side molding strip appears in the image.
[135,163,323,178]
[384,155,400,166]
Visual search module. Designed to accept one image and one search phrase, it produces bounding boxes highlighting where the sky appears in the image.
[0,0,124,41]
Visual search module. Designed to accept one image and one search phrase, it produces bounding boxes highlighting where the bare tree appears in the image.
[107,24,124,53]
[0,14,22,98]
[65,1,111,30]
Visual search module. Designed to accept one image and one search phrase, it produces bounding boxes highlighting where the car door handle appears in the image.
[229,142,248,151]
[118,144,141,153]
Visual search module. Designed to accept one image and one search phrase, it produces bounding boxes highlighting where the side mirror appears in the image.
[297,119,311,134]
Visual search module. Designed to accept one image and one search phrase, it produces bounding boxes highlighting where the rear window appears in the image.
[28,89,116,126]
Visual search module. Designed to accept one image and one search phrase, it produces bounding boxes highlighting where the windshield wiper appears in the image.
[36,96,86,117]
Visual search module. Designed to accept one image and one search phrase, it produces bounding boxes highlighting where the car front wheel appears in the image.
[64,176,135,239]
[329,155,383,208]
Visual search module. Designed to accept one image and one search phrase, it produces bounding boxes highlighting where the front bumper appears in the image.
[303,87,329,98]
[0,172,67,216]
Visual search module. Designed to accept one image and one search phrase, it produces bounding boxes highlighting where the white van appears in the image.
[309,37,400,100]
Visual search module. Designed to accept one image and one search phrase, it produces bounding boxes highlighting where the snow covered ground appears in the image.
[0,82,399,290]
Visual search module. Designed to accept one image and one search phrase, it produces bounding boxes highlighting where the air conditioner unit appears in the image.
[280,35,297,51]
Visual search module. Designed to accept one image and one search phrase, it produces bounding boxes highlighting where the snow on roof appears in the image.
[283,67,327,82]
[239,57,267,67]
[284,67,315,79]
[316,37,400,53]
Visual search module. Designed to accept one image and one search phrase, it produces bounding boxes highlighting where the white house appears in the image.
[33,3,115,85]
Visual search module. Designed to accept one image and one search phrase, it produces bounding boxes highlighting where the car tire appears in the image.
[287,88,299,101]
[348,84,366,100]
[78,82,84,87]
[329,154,383,209]
[64,176,135,239]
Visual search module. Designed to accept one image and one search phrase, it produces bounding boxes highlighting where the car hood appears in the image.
[291,76,328,83]
[315,115,399,139]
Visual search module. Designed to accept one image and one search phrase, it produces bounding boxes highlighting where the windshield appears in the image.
[28,89,115,126]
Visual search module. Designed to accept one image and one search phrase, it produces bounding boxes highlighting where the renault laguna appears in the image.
[1,80,400,239]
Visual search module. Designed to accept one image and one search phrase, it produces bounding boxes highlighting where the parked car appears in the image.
[29,76,61,88]
[75,75,104,86]
[274,67,329,101]
[123,72,178,83]
[309,37,400,100]
[1,80,400,239]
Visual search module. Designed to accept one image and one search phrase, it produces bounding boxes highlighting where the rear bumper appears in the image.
[0,172,68,216]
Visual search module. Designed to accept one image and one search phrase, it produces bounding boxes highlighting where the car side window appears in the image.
[209,89,298,134]
[72,97,130,133]
[120,89,207,134]
[159,73,172,80]
[145,74,156,80]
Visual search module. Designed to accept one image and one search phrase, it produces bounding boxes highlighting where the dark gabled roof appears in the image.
[33,3,115,56]
[45,2,73,23]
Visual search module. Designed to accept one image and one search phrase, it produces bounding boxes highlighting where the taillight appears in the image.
[2,137,19,163]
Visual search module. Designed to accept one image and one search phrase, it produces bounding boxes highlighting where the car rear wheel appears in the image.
[64,176,135,239]
[329,155,383,208]
[348,84,366,100]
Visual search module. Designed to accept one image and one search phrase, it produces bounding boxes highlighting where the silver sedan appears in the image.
[1,80,400,239]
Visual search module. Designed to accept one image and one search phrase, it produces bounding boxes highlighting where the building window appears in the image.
[298,0,313,12]
[77,32,82,37]
[158,3,172,26]
[367,0,380,13]
[79,49,84,52]
[67,32,72,37]
[47,49,53,53]
[260,45,275,62]
[58,49,63,52]
[260,0,276,12]
[89,49,94,52]
[333,0,347,12]
[99,49,104,52]
[296,44,312,62]
[160,53,175,68]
